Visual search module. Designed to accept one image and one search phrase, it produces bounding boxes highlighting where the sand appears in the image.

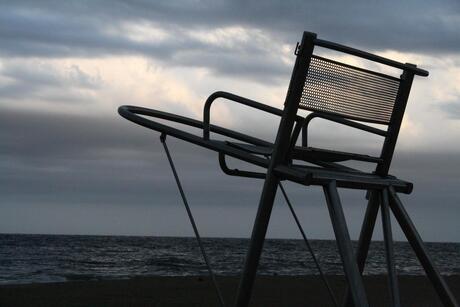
[1,275,459,307]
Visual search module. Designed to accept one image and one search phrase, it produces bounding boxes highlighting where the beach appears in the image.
[1,275,459,307]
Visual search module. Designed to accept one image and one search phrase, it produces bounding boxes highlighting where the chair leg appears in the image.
[234,171,281,307]
[381,188,401,307]
[344,190,380,307]
[388,187,459,307]
[355,191,381,272]
[323,181,369,307]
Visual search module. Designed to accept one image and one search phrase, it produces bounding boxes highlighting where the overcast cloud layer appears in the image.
[1,0,459,242]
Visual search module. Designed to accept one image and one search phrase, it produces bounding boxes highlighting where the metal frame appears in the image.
[118,31,458,307]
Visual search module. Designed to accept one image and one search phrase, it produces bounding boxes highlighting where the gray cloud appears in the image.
[0,8,287,85]
[0,0,459,84]
[0,62,102,103]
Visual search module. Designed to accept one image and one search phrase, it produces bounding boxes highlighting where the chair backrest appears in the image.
[300,55,400,125]
[285,32,428,175]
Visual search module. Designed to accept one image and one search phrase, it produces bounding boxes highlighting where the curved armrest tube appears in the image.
[218,152,266,179]
[203,91,303,140]
[119,105,272,147]
[302,112,387,147]
[118,105,271,169]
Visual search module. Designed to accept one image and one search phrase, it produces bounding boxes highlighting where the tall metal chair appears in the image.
[119,31,458,307]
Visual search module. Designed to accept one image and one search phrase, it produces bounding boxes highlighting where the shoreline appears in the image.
[1,275,459,306]
[2,232,459,244]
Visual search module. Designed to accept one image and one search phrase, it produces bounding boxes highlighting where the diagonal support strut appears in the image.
[388,187,458,307]
[279,182,339,307]
[160,134,226,307]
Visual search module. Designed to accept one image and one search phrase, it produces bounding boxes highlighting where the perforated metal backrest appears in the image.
[300,55,401,125]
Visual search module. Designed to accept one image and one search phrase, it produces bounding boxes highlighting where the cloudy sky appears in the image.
[1,0,459,242]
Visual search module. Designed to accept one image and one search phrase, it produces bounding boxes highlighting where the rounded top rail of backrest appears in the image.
[312,37,429,77]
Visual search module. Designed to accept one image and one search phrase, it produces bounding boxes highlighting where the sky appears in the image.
[0,0,459,242]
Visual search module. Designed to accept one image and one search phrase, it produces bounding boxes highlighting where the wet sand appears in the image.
[1,275,459,306]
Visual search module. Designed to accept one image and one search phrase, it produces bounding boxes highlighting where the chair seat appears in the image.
[225,142,382,163]
[226,141,273,156]
[292,147,383,163]
[220,141,412,193]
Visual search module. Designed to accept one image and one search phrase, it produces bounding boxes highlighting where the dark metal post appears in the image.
[381,188,401,307]
[388,187,459,307]
[354,191,380,271]
[323,181,369,307]
[344,190,380,307]
[376,69,414,176]
[234,31,317,307]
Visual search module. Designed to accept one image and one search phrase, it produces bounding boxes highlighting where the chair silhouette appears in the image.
[119,31,458,307]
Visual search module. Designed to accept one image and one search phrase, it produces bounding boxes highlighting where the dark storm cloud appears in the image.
[1,107,459,198]
[0,108,259,204]
[2,0,459,54]
[0,0,459,83]
[1,105,459,240]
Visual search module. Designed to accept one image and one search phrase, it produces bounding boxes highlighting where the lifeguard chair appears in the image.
[119,31,458,307]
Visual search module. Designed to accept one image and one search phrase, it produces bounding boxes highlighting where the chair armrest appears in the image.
[203,91,302,140]
[301,112,388,147]
[218,152,266,179]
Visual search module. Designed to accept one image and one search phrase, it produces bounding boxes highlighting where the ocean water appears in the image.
[0,234,459,284]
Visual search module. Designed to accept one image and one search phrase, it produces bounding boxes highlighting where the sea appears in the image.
[0,234,459,285]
